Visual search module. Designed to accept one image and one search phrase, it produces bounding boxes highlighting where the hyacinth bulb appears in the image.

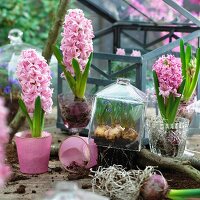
[141,174,169,200]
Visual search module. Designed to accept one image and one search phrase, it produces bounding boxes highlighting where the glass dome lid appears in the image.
[95,78,147,104]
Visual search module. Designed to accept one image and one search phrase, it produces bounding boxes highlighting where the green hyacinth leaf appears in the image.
[53,45,76,96]
[72,58,82,97]
[180,39,186,77]
[168,79,185,124]
[79,53,93,99]
[188,48,200,100]
[18,98,33,131]
[185,44,192,69]
[153,71,166,119]
[52,45,63,63]
[32,96,42,137]
[59,63,76,95]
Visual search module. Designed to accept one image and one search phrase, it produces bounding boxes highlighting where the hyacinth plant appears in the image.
[0,98,11,186]
[17,49,53,138]
[53,9,94,100]
[180,39,200,102]
[153,54,185,124]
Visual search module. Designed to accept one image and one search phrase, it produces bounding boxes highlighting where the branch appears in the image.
[137,149,200,183]
[9,0,70,142]
[42,0,70,64]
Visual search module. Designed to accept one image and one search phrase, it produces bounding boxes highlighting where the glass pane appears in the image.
[87,0,198,24]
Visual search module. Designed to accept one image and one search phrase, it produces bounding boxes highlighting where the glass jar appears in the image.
[147,117,189,157]
[58,93,92,133]
[88,78,147,151]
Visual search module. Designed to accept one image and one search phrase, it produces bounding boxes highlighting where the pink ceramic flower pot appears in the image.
[82,137,98,168]
[15,131,52,174]
[59,136,97,169]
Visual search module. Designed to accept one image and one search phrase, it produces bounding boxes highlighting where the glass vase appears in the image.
[147,117,189,157]
[58,93,92,133]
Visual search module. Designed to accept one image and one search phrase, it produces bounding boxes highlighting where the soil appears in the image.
[163,170,200,189]
[65,161,90,180]
[58,96,91,130]
[5,144,200,188]
[14,185,26,194]
[2,123,200,199]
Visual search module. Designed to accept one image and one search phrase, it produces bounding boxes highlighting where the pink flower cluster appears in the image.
[131,50,141,57]
[116,48,125,55]
[116,48,141,57]
[61,9,94,74]
[190,0,200,4]
[17,49,53,113]
[153,55,182,99]
[0,98,11,187]
[128,0,183,22]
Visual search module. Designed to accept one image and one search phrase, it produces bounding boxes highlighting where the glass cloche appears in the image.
[88,78,147,151]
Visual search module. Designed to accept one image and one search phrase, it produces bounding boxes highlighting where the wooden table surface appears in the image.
[1,109,200,200]
[0,160,93,200]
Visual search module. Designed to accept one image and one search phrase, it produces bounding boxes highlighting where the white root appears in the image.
[91,165,155,200]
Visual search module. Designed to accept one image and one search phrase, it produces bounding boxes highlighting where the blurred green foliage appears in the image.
[0,0,74,48]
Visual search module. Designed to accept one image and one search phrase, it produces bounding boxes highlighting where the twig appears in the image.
[9,0,70,142]
[177,153,200,171]
[137,149,200,183]
[42,0,70,64]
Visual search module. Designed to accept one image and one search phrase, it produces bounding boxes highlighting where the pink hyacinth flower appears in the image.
[131,50,141,57]
[17,49,53,114]
[116,48,126,56]
[153,54,182,101]
[61,9,94,75]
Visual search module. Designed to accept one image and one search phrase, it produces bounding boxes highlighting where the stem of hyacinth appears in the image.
[78,53,93,99]
[18,96,44,138]
[167,189,200,199]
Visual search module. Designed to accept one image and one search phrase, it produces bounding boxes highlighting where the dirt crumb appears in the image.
[14,184,26,194]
